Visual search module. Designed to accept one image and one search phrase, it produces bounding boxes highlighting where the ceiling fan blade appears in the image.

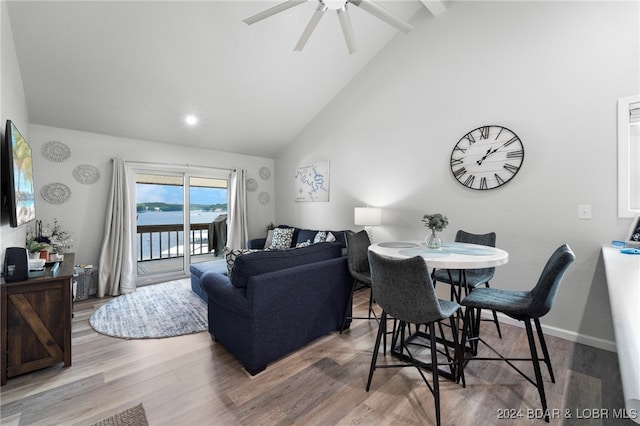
[243,0,307,25]
[337,6,357,54]
[294,3,327,51]
[349,0,413,33]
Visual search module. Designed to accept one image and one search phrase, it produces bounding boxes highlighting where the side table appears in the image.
[1,253,75,385]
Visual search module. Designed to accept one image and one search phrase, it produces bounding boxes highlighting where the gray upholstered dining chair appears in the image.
[366,251,464,426]
[341,230,376,332]
[431,230,502,337]
[460,244,575,423]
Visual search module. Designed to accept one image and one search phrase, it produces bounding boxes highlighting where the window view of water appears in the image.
[134,174,228,267]
[136,210,227,261]
[136,210,223,226]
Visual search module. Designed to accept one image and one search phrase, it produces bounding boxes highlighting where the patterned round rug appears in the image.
[90,279,208,339]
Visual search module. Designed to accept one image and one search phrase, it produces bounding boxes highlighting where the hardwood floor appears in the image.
[0,288,632,425]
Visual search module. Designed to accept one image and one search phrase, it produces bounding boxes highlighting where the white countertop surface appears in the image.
[602,246,640,423]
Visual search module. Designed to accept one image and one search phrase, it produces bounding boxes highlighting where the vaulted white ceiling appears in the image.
[6,1,445,157]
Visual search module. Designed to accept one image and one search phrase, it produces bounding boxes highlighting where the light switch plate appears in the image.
[578,204,592,219]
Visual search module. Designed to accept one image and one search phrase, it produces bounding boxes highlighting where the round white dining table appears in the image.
[368,241,509,270]
[368,240,509,382]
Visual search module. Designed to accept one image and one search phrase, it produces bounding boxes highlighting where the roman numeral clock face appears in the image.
[450,125,524,190]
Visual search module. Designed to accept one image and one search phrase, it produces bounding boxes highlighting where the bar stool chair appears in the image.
[366,251,465,426]
[341,230,377,332]
[460,244,575,423]
[432,230,502,337]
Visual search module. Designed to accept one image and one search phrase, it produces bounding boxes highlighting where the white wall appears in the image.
[26,124,275,269]
[2,0,275,276]
[1,0,31,254]
[274,1,640,350]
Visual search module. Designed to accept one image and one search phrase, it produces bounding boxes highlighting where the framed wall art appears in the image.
[294,160,329,202]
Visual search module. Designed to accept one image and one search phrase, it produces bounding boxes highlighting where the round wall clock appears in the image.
[450,125,524,190]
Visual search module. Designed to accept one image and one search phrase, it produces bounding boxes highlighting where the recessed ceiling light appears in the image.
[185,115,198,126]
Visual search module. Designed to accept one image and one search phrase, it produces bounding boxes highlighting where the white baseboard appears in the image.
[482,312,618,353]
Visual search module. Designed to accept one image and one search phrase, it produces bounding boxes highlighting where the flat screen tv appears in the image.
[2,120,36,227]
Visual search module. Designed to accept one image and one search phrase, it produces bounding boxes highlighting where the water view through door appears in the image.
[135,172,228,281]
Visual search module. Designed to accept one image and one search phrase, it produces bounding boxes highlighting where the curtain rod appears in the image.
[116,158,233,173]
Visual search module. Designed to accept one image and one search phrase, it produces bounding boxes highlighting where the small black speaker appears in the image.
[3,247,29,282]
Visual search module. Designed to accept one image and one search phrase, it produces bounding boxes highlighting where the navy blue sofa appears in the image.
[247,225,348,253]
[201,241,352,375]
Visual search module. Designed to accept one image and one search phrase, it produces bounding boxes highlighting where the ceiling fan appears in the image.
[242,0,413,54]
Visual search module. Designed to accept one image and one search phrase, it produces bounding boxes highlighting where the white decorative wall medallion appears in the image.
[259,167,271,180]
[258,191,270,205]
[42,183,71,204]
[41,141,71,162]
[246,178,258,192]
[73,164,100,184]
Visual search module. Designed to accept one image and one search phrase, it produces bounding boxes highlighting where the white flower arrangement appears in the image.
[26,218,73,254]
[422,213,449,232]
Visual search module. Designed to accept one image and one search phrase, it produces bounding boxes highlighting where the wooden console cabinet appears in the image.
[1,253,74,385]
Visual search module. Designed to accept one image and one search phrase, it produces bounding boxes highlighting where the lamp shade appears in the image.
[354,207,382,226]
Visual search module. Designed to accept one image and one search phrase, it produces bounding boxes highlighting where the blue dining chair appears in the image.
[367,251,464,426]
[460,244,575,423]
[431,230,502,338]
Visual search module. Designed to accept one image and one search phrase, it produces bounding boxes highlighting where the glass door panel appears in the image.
[135,172,185,278]
[188,176,228,266]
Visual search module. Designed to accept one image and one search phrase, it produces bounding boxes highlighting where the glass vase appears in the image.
[425,229,442,249]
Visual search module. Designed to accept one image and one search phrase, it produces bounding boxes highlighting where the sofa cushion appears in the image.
[230,241,343,289]
[327,230,346,247]
[190,259,228,300]
[190,259,228,279]
[264,229,274,248]
[225,247,259,278]
[313,231,327,243]
[277,225,347,248]
[296,229,317,246]
[270,227,295,249]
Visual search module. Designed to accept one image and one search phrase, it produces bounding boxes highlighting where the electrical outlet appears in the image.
[578,204,592,219]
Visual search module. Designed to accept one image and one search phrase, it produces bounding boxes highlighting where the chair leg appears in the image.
[449,315,465,388]
[367,286,377,320]
[471,307,482,355]
[524,318,550,423]
[484,282,503,338]
[366,311,387,391]
[460,306,474,359]
[534,318,555,383]
[428,322,441,426]
[341,279,377,333]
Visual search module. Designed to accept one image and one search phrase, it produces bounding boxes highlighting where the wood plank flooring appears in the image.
[0,287,633,425]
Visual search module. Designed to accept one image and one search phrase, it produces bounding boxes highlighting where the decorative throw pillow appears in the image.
[224,247,258,278]
[264,229,274,248]
[296,240,312,248]
[313,231,327,243]
[326,231,336,242]
[269,227,294,250]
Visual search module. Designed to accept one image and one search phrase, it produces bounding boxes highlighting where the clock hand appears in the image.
[477,147,495,165]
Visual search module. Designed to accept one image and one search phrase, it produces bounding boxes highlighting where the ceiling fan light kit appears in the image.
[243,0,413,54]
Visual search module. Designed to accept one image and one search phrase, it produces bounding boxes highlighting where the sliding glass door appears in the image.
[130,164,229,285]
[135,172,185,278]
[187,176,229,267]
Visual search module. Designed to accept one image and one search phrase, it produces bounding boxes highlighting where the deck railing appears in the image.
[136,223,210,262]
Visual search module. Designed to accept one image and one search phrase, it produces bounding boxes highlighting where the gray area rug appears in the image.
[90,403,149,426]
[90,279,208,339]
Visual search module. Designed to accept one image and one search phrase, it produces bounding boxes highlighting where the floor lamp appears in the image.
[354,207,382,243]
